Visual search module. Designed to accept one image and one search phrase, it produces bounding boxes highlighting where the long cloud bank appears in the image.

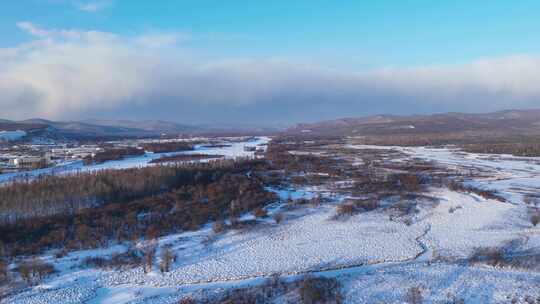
[1,22,540,123]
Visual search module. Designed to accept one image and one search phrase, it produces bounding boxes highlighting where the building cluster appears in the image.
[0,136,266,174]
[49,146,104,160]
[0,144,104,173]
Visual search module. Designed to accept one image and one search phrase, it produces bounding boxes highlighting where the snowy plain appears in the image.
[5,141,540,303]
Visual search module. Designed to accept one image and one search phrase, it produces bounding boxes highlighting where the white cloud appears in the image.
[16,22,50,38]
[3,22,540,122]
[135,33,191,48]
[16,21,116,41]
[75,0,112,12]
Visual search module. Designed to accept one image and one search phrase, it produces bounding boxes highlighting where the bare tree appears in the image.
[212,220,226,234]
[159,247,175,273]
[142,244,156,273]
[253,207,268,218]
[17,258,55,285]
[273,213,284,224]
[0,259,8,283]
[17,262,31,284]
[407,286,423,304]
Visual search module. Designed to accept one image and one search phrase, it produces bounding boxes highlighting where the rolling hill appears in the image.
[286,109,540,144]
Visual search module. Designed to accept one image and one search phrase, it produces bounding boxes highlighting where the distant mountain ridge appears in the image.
[0,118,281,140]
[286,109,540,137]
[3,109,540,141]
[81,119,198,134]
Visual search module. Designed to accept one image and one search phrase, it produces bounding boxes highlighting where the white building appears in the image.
[9,156,48,169]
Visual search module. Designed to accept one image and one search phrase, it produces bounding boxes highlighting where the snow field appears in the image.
[422,188,525,259]
[6,143,540,303]
[342,262,540,304]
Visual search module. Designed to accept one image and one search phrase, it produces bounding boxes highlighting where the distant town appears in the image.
[0,133,266,175]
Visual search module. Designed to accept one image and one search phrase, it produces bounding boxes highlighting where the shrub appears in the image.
[392,201,418,216]
[111,249,143,268]
[83,248,143,270]
[253,207,268,218]
[447,181,506,202]
[0,259,7,283]
[273,213,284,224]
[160,247,175,273]
[530,213,540,227]
[399,174,421,192]
[336,203,356,217]
[311,195,322,206]
[212,220,226,234]
[17,258,55,284]
[505,252,540,271]
[218,290,260,304]
[299,276,342,304]
[83,256,109,268]
[525,195,540,206]
[469,247,506,266]
[293,198,311,205]
[177,297,195,304]
[448,206,462,213]
[144,225,161,241]
[229,214,241,228]
[32,259,55,280]
[445,293,465,304]
[354,199,378,212]
[193,273,289,303]
[142,244,156,273]
[407,286,423,304]
[268,273,283,289]
[54,249,68,259]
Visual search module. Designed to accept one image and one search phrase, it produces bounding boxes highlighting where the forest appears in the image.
[83,147,145,165]
[141,141,194,153]
[0,159,276,257]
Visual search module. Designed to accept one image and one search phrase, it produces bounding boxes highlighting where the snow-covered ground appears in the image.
[348,144,540,205]
[0,130,26,141]
[0,137,269,183]
[6,143,540,303]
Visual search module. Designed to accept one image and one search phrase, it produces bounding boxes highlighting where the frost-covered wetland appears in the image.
[3,136,540,304]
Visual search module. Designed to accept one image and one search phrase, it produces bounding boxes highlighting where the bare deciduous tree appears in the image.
[142,244,156,273]
[159,247,175,273]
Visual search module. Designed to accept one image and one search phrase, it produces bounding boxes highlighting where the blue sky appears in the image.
[4,1,540,67]
[2,1,540,124]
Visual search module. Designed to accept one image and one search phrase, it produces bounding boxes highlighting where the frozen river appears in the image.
[0,136,270,183]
